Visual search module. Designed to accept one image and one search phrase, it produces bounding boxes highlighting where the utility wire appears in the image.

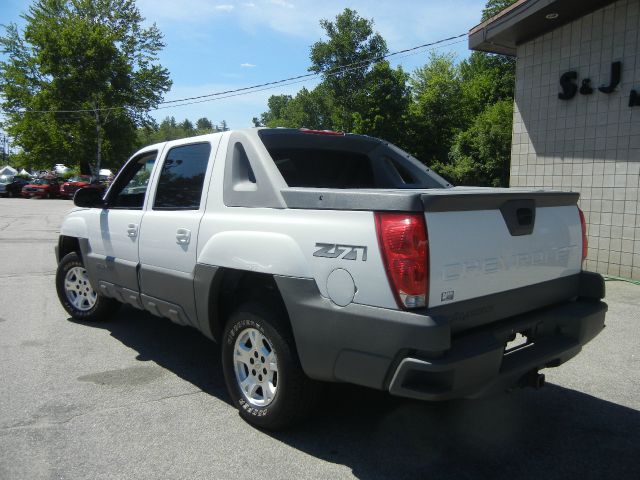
[7,33,467,115]
[152,38,467,111]
[158,33,466,105]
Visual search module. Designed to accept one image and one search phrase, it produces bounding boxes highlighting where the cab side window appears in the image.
[109,152,157,209]
[153,142,211,210]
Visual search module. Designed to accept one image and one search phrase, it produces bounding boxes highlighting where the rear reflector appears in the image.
[299,128,345,136]
[374,212,429,309]
[578,207,588,261]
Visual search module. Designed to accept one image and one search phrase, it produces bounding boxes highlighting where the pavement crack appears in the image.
[0,390,204,432]
[138,390,205,406]
[0,271,56,279]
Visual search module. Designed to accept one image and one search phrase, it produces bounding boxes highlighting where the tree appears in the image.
[136,116,225,146]
[351,61,410,144]
[254,94,293,127]
[408,53,465,165]
[254,1,517,187]
[459,52,515,118]
[481,0,518,21]
[196,117,213,131]
[439,99,513,186]
[179,119,195,136]
[254,87,333,130]
[257,9,407,137]
[309,8,387,131]
[0,0,171,175]
[440,0,517,185]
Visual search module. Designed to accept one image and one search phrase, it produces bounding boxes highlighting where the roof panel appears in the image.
[468,0,615,56]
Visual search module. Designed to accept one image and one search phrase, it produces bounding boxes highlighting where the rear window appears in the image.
[258,129,448,189]
[272,148,374,189]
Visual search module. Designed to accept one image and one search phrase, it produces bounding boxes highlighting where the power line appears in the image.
[152,38,467,110]
[157,33,466,105]
[7,32,467,115]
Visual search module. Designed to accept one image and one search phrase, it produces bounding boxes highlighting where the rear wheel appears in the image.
[222,301,317,430]
[56,252,120,321]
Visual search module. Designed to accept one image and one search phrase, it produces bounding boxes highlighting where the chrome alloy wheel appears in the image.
[233,327,278,407]
[64,266,97,311]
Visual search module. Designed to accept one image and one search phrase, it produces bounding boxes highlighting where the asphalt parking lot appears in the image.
[0,197,638,480]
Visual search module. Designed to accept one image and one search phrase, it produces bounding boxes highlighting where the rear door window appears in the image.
[153,142,211,210]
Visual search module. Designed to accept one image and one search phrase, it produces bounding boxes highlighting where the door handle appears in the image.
[176,228,191,245]
[127,223,138,238]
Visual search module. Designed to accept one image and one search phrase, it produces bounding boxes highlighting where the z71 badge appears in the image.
[313,243,367,261]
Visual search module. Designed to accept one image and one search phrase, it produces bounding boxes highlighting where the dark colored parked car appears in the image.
[0,176,30,197]
[22,178,60,199]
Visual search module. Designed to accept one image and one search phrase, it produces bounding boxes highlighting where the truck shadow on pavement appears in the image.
[73,306,640,480]
[70,306,231,404]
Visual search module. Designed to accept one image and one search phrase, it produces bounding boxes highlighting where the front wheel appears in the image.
[55,252,120,321]
[222,302,317,430]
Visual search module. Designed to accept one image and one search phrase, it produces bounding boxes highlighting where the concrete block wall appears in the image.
[510,0,640,279]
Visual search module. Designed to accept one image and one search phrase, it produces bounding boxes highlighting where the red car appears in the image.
[21,178,60,199]
[59,175,92,199]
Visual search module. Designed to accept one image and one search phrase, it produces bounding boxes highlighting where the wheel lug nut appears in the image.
[261,356,265,362]
[251,369,256,376]
[250,358,254,364]
[263,368,267,374]
[258,375,263,381]
[254,351,258,358]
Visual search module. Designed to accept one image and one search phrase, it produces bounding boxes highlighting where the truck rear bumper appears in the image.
[388,299,606,400]
[275,272,606,400]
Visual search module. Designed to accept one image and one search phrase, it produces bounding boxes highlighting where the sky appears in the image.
[0,0,487,129]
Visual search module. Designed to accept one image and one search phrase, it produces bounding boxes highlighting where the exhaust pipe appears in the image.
[533,372,545,389]
[521,371,546,389]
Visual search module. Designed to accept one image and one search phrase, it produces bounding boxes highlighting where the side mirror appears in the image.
[74,187,106,208]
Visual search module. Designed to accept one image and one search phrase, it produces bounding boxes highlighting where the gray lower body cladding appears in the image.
[275,272,607,400]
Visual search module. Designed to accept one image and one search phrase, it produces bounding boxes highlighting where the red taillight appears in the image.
[375,212,429,309]
[299,128,345,136]
[578,207,588,262]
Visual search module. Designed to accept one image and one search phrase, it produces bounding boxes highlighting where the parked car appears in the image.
[59,175,104,199]
[0,175,30,197]
[22,178,60,198]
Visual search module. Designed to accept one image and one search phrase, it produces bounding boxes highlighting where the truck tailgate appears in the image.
[423,189,583,309]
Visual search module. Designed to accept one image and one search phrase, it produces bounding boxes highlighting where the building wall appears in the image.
[510,0,640,279]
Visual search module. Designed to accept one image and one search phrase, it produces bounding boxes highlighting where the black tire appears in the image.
[222,301,317,430]
[55,252,120,321]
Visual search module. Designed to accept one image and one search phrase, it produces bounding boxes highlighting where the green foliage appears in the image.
[407,53,464,164]
[438,99,513,187]
[255,1,517,187]
[481,0,517,21]
[136,116,227,146]
[254,86,333,130]
[351,62,410,144]
[60,165,81,180]
[309,8,388,132]
[459,52,515,116]
[0,0,171,174]
[257,8,407,147]
[196,117,213,130]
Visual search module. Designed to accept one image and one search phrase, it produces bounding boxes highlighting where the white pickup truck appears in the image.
[55,128,607,429]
